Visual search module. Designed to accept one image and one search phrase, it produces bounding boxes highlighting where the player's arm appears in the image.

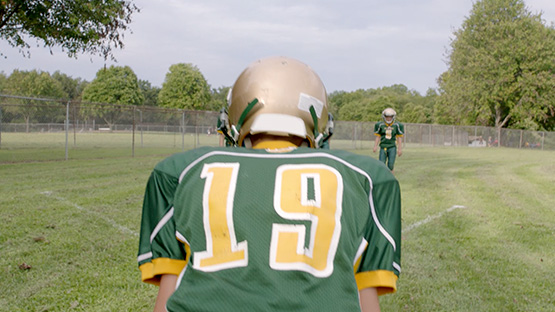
[396,124,404,156]
[138,162,187,290]
[153,274,178,312]
[373,123,381,153]
[396,135,402,156]
[359,287,380,312]
[355,166,401,298]
[373,135,380,153]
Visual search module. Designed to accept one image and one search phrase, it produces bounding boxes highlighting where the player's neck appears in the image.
[249,134,304,150]
[252,140,298,150]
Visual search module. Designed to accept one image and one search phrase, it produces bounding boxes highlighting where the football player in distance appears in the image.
[138,56,401,312]
[373,108,404,173]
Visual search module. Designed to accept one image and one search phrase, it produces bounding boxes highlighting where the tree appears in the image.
[3,69,67,131]
[82,65,143,105]
[438,0,555,134]
[81,65,143,128]
[0,0,139,59]
[329,86,425,123]
[139,79,160,107]
[403,103,430,124]
[52,71,88,101]
[207,86,231,111]
[0,71,6,92]
[158,63,211,110]
[329,89,378,121]
[338,95,392,122]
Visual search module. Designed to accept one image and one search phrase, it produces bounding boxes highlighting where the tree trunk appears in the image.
[495,104,511,147]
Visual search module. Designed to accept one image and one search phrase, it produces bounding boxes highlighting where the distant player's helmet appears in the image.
[382,108,396,124]
[224,56,331,148]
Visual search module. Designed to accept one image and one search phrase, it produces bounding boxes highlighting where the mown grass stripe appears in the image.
[40,190,139,237]
[402,205,467,233]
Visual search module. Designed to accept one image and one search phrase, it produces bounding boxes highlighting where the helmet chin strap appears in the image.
[322,113,334,145]
[217,108,235,146]
[218,98,260,147]
[310,106,334,149]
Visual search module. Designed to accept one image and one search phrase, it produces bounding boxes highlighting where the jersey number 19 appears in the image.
[194,163,343,278]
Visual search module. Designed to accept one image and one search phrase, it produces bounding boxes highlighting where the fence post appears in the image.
[196,113,200,148]
[403,124,407,149]
[419,124,423,146]
[0,105,2,149]
[519,130,523,149]
[72,102,77,147]
[132,106,136,157]
[182,112,186,151]
[138,109,143,148]
[358,122,362,150]
[541,132,545,150]
[352,122,357,149]
[65,101,69,160]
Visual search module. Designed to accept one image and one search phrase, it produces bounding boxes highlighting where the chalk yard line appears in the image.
[403,205,467,234]
[41,191,139,237]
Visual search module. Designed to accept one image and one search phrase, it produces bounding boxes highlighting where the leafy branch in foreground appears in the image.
[0,0,140,59]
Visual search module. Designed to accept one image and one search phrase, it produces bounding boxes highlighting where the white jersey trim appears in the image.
[150,207,174,243]
[137,252,153,263]
[353,238,368,266]
[393,261,401,273]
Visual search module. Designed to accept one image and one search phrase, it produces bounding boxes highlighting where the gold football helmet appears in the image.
[382,107,397,125]
[219,56,332,148]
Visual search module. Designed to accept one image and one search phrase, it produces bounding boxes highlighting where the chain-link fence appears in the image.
[1,94,553,161]
[333,120,552,150]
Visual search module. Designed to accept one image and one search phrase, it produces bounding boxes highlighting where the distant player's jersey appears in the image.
[374,121,404,148]
[137,146,401,311]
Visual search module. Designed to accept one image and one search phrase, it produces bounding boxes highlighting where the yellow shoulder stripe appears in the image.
[355,270,398,296]
[139,257,187,286]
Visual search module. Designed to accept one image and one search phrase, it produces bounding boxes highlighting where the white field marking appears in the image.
[402,205,467,234]
[41,191,139,237]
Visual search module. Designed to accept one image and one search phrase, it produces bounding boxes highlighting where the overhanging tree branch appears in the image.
[0,0,139,60]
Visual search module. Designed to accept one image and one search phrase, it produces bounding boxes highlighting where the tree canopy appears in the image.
[138,79,160,107]
[0,0,139,59]
[0,71,7,92]
[158,63,211,110]
[328,84,435,124]
[2,69,68,131]
[52,71,88,101]
[82,65,143,105]
[4,69,66,98]
[80,65,143,128]
[438,0,555,131]
[207,86,231,112]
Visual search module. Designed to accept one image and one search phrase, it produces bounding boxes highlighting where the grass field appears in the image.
[0,132,222,163]
[1,140,554,311]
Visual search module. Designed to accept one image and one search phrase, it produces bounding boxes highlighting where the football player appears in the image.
[137,56,401,312]
[373,108,404,173]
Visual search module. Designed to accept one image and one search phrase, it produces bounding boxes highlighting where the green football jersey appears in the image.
[374,121,404,149]
[138,146,401,311]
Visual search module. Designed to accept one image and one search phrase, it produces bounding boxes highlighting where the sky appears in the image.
[1,0,554,95]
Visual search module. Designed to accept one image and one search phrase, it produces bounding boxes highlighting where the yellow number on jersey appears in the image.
[194,163,248,272]
[270,164,343,277]
[194,163,343,277]
[385,126,393,140]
